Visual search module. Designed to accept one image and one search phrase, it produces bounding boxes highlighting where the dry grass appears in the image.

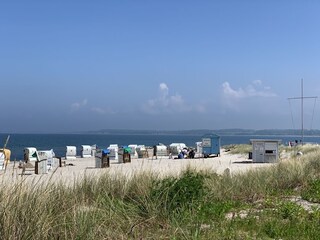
[224,144,252,155]
[0,144,320,239]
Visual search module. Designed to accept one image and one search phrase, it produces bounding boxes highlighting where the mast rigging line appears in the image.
[288,99,296,131]
[287,79,318,144]
[310,97,317,130]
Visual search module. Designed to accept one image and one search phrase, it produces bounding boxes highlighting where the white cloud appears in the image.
[71,99,88,111]
[142,83,205,114]
[91,107,106,115]
[91,106,116,115]
[194,104,206,113]
[221,81,278,111]
[253,80,262,86]
[222,81,276,99]
[159,83,169,92]
[222,82,245,98]
[70,98,116,115]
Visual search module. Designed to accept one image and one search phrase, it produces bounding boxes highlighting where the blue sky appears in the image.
[1,1,320,133]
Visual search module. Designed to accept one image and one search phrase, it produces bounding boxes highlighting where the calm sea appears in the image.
[1,133,320,160]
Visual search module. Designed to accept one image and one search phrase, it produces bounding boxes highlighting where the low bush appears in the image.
[150,169,208,216]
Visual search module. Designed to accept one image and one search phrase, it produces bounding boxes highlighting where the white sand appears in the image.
[1,149,274,186]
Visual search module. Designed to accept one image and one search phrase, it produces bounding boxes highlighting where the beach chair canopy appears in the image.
[123,147,131,153]
[102,149,110,155]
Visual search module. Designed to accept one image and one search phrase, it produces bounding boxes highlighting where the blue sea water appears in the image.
[1,133,319,161]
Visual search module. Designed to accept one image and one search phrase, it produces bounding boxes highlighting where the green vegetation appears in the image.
[224,144,252,155]
[1,144,320,239]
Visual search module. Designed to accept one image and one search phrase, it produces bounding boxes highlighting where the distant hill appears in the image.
[83,129,320,136]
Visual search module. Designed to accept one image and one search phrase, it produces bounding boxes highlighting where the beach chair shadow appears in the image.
[232,160,254,164]
[233,160,270,164]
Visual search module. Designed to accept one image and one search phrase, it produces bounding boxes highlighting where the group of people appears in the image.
[152,145,196,159]
[177,148,195,159]
[288,140,301,147]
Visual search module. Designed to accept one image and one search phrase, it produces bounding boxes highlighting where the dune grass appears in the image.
[1,144,320,239]
[223,144,252,155]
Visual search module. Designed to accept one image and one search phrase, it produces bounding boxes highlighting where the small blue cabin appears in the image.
[202,134,221,157]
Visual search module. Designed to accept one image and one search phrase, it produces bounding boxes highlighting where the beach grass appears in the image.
[1,144,320,239]
[223,144,252,155]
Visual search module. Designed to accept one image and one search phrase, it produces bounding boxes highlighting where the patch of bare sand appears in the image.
[0,149,273,186]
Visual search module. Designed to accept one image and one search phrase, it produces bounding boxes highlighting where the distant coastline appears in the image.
[2,129,320,136]
[81,129,320,137]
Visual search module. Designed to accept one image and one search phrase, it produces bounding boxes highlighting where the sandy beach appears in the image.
[0,149,275,186]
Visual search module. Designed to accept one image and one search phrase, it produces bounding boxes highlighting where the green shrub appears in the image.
[277,201,304,220]
[303,152,320,179]
[198,201,238,220]
[301,179,320,203]
[263,220,282,239]
[150,170,208,215]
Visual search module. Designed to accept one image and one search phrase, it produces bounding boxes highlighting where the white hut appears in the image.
[117,147,126,164]
[24,147,38,162]
[91,144,97,157]
[136,145,147,158]
[81,145,92,158]
[107,144,119,161]
[128,144,138,159]
[250,139,281,163]
[169,143,187,155]
[38,149,57,171]
[195,142,203,157]
[66,146,77,160]
[156,145,168,157]
[36,160,48,174]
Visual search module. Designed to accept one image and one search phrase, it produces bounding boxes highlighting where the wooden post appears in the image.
[35,161,38,174]
[123,153,131,163]
[57,157,62,167]
[102,155,110,168]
